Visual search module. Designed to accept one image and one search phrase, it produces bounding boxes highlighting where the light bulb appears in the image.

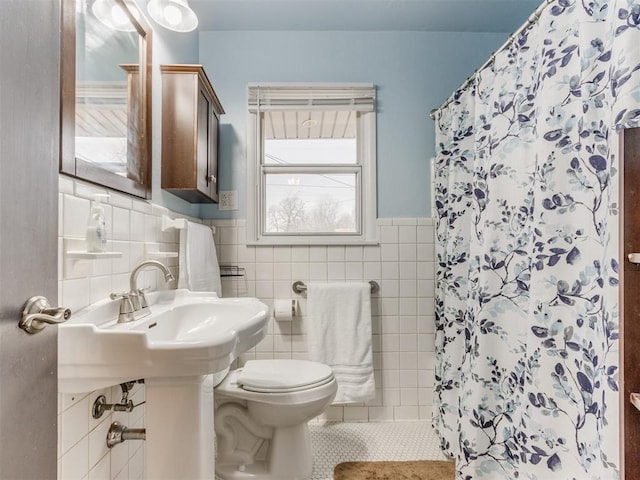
[164,4,183,26]
[146,0,198,32]
[92,0,137,31]
[110,4,130,28]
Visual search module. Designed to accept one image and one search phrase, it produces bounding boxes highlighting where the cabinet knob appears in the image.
[207,175,217,184]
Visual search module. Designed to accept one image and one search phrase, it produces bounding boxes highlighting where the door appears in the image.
[622,127,640,478]
[196,85,211,197]
[0,1,60,478]
[208,109,220,202]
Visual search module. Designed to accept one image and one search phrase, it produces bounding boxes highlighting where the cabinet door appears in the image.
[196,87,210,197]
[208,110,219,202]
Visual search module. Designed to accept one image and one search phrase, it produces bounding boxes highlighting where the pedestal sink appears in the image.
[59,289,270,479]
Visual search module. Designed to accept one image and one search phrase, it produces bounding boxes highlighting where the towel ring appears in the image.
[292,280,379,295]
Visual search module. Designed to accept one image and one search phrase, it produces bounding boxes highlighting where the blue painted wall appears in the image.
[198,30,506,219]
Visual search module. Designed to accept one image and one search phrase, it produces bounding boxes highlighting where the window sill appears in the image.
[246,236,379,247]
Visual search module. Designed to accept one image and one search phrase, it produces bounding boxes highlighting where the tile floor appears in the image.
[309,421,449,480]
[215,421,449,480]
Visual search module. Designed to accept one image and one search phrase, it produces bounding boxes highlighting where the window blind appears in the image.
[248,83,376,112]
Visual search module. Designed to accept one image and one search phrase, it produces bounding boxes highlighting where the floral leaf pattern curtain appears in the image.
[433,1,640,478]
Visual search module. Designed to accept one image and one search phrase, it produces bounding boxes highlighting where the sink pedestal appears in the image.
[145,375,215,480]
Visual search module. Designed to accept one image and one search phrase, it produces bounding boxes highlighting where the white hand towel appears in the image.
[307,282,375,404]
[178,221,222,294]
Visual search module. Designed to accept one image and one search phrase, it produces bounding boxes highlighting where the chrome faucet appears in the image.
[110,260,175,323]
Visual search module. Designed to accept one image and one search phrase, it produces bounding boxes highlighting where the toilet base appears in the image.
[216,423,313,480]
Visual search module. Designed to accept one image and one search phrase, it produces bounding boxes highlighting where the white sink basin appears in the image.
[59,289,270,393]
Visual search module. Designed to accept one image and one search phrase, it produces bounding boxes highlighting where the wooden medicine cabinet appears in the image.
[161,65,224,203]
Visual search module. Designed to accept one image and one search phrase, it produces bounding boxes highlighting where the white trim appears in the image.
[248,82,375,88]
[247,112,260,243]
[246,84,378,247]
[361,111,377,243]
[248,237,380,246]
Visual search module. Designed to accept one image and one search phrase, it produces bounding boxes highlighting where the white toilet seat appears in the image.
[237,359,334,393]
[215,359,337,406]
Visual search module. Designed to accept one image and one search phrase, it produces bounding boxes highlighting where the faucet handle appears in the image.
[136,288,150,309]
[110,292,130,301]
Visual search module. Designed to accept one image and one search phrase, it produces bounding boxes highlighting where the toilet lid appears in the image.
[237,359,334,393]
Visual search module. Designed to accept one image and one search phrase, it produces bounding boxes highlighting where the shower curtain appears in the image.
[433,1,640,478]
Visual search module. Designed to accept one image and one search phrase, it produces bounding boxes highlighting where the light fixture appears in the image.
[91,0,138,32]
[301,119,318,128]
[147,0,198,32]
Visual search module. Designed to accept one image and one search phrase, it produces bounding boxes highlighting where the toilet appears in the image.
[214,359,338,480]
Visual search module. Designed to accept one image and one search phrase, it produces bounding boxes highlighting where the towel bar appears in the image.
[292,280,380,295]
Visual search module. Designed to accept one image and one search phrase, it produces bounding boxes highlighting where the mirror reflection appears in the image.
[61,0,151,198]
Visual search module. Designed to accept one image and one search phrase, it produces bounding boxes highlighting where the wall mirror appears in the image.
[61,0,152,198]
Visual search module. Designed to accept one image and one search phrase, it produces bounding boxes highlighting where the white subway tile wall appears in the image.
[58,177,182,480]
[57,177,437,478]
[210,216,436,423]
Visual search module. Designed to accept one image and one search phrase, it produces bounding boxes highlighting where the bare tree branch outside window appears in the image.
[266,193,355,233]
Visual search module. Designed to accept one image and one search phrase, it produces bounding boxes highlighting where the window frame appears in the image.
[246,83,378,246]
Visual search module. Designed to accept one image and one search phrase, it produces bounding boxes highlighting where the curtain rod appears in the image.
[429,0,554,120]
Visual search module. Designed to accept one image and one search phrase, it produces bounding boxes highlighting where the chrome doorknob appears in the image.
[19,296,71,335]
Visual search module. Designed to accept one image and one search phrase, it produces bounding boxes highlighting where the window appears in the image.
[247,84,377,245]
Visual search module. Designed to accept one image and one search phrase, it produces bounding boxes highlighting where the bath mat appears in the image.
[333,460,455,480]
